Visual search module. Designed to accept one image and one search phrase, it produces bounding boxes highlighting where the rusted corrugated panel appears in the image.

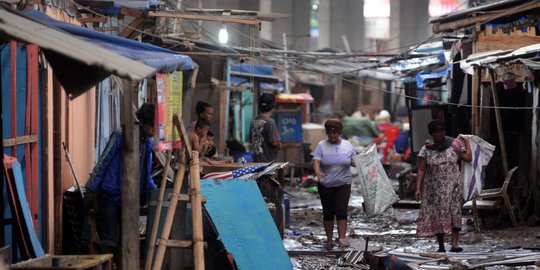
[0,6,155,81]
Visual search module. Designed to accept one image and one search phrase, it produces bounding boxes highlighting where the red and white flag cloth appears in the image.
[202,164,269,180]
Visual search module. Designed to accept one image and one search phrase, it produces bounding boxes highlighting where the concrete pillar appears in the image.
[198,0,259,47]
[388,0,430,53]
[267,0,311,51]
[259,0,272,41]
[318,0,364,51]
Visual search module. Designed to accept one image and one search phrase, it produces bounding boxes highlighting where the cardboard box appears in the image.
[302,123,326,150]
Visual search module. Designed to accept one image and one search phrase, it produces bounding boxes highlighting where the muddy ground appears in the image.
[283,179,540,269]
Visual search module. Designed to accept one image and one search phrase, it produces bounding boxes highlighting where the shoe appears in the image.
[450,247,463,252]
[437,248,446,252]
[338,238,350,248]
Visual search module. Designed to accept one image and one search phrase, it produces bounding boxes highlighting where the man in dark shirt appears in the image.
[86,103,156,257]
[250,93,281,162]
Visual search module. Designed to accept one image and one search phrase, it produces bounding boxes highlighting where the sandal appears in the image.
[338,238,350,248]
[450,247,463,252]
[325,241,334,250]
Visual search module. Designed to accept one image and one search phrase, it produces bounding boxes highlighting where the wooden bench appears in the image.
[10,254,113,270]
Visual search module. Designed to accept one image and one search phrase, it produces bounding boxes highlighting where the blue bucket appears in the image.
[231,151,254,163]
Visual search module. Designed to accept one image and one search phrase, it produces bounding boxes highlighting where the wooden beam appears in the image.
[121,79,140,270]
[471,68,479,135]
[74,0,114,8]
[218,84,228,155]
[148,11,261,27]
[94,26,119,32]
[160,239,192,248]
[489,68,509,174]
[3,135,38,147]
[119,7,146,17]
[432,1,540,33]
[179,194,207,202]
[77,17,107,23]
[119,17,144,38]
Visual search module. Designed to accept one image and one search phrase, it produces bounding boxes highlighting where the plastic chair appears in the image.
[463,166,518,232]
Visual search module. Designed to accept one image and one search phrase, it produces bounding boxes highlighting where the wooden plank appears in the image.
[288,250,348,256]
[219,85,228,155]
[161,239,192,248]
[148,11,260,27]
[489,68,509,174]
[480,64,526,83]
[477,32,540,53]
[179,194,206,202]
[119,17,144,38]
[173,114,192,160]
[119,7,146,17]
[94,26,119,32]
[11,254,113,268]
[121,79,140,270]
[74,0,114,8]
[3,135,38,147]
[471,68,479,135]
[77,17,107,23]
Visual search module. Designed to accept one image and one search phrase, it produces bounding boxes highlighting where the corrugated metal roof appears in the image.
[430,0,527,24]
[460,43,540,74]
[0,6,155,81]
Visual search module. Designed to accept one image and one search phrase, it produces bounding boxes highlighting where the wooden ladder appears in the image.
[145,114,205,270]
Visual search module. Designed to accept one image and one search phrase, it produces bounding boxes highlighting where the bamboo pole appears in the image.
[151,155,187,270]
[189,151,205,270]
[489,68,509,174]
[145,149,172,270]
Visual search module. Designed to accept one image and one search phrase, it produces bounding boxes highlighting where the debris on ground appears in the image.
[285,169,540,269]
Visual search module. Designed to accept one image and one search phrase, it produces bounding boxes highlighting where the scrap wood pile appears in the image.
[333,249,540,269]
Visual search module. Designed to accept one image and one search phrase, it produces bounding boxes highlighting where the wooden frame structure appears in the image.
[145,114,205,270]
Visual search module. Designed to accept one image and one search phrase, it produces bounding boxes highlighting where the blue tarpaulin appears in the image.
[23,9,195,73]
[230,64,284,91]
[200,179,292,270]
[415,66,451,88]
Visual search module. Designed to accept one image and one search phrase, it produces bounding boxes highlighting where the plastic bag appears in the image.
[353,144,399,217]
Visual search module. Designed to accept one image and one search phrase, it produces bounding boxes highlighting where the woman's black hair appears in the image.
[196,101,213,117]
[136,103,155,126]
[427,119,446,134]
[195,117,210,129]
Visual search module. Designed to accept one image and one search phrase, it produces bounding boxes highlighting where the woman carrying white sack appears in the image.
[312,119,356,250]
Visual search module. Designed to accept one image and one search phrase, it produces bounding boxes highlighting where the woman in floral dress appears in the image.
[415,120,471,252]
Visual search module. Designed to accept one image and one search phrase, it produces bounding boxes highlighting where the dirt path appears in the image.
[284,185,540,269]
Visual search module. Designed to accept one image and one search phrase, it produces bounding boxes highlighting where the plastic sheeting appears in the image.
[353,144,399,217]
[200,179,292,270]
[23,9,195,73]
[460,136,496,201]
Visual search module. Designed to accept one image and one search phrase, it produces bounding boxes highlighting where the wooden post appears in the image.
[145,149,172,270]
[219,85,228,156]
[189,151,204,270]
[152,157,187,270]
[121,79,140,270]
[471,67,479,135]
[489,68,509,174]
